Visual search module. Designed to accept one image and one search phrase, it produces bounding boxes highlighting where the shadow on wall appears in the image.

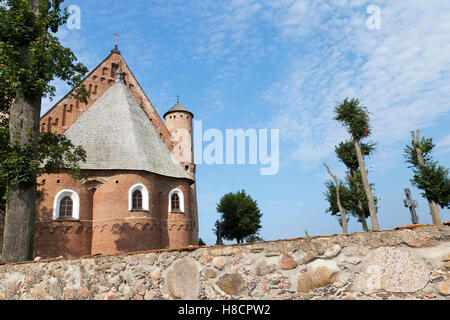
[113,222,163,253]
[34,202,91,260]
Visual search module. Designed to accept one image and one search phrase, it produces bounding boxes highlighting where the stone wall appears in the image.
[0,224,449,300]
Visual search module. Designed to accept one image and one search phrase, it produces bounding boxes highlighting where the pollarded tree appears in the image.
[405,130,450,225]
[216,190,262,244]
[334,98,380,231]
[335,140,376,231]
[323,179,351,231]
[0,0,88,263]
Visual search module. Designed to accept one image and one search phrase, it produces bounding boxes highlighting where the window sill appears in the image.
[130,209,150,213]
[170,210,185,214]
[54,217,81,222]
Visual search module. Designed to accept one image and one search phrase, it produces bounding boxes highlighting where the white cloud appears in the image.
[262,0,450,169]
[437,135,450,147]
[437,134,450,155]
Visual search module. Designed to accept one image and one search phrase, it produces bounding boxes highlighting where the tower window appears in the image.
[132,190,143,210]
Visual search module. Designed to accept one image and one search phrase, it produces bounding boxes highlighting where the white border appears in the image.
[168,188,184,213]
[128,183,149,211]
[53,189,80,220]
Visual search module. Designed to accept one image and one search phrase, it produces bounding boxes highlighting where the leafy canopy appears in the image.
[323,180,350,218]
[0,126,86,200]
[404,137,450,209]
[411,163,450,209]
[404,137,435,168]
[334,97,371,141]
[0,0,89,201]
[0,0,88,113]
[335,140,375,171]
[216,190,262,244]
[324,172,376,228]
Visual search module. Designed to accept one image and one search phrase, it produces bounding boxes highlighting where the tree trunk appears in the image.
[1,48,42,263]
[216,223,223,245]
[324,163,348,234]
[429,201,442,225]
[350,169,369,232]
[412,130,443,226]
[358,200,369,232]
[1,0,43,263]
[354,140,380,231]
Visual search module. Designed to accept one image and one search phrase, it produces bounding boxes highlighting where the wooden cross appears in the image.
[403,188,419,224]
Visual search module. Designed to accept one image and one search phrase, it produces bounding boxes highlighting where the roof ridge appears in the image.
[64,82,193,181]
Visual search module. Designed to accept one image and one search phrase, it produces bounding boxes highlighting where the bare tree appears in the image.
[324,163,348,234]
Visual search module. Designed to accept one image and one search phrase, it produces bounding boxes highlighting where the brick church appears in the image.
[33,45,199,259]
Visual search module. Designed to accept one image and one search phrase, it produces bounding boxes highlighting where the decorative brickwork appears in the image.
[40,51,173,151]
[35,170,196,259]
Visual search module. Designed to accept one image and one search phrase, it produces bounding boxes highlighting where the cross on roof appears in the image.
[175,94,180,104]
[111,32,121,54]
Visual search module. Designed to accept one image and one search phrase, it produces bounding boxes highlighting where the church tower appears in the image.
[163,102,195,174]
[164,101,199,244]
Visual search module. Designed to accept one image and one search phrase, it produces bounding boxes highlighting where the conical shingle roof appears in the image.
[64,81,193,181]
[163,103,194,119]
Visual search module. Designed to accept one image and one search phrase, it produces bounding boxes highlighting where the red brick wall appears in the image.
[35,173,94,258]
[34,170,197,259]
[40,52,173,151]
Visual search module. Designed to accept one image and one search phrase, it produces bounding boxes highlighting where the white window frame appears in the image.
[53,189,80,220]
[128,183,149,211]
[168,188,184,213]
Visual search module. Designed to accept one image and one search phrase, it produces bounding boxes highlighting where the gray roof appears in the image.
[64,81,193,181]
[163,103,194,118]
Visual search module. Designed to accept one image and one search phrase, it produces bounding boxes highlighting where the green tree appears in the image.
[335,140,376,231]
[198,238,206,246]
[216,190,262,244]
[245,233,264,243]
[405,130,449,224]
[323,179,351,230]
[334,98,380,231]
[323,162,348,233]
[0,0,88,263]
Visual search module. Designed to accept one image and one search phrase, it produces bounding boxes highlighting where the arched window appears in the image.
[171,193,180,211]
[53,190,80,220]
[168,189,184,213]
[132,190,143,210]
[128,183,149,211]
[59,196,73,217]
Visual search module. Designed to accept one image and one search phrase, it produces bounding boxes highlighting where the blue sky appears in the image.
[43,0,450,245]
